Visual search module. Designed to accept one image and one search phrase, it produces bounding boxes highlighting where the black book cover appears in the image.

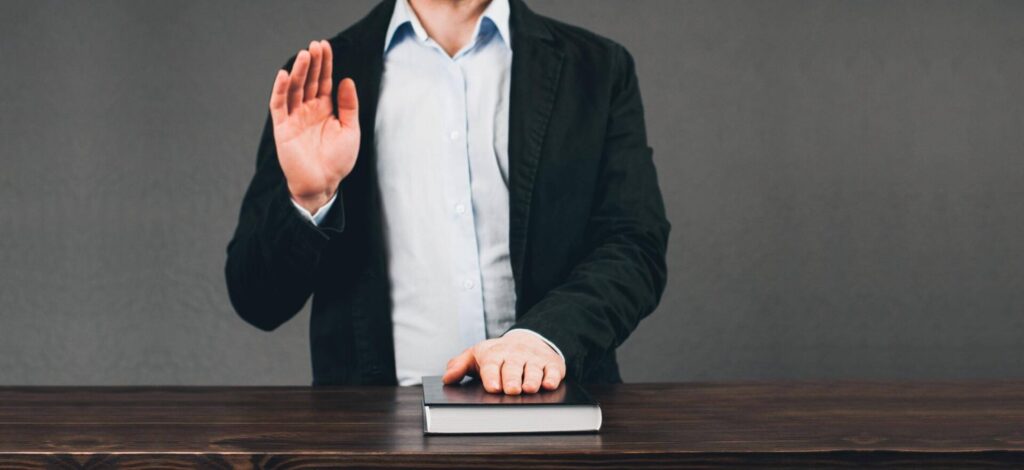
[422,376,598,407]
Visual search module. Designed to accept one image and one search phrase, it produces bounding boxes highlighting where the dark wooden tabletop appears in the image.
[1,381,1023,468]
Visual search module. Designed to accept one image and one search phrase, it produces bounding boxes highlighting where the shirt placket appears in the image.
[432,43,488,351]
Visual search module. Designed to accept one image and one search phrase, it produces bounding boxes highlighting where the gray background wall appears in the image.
[1,0,1022,385]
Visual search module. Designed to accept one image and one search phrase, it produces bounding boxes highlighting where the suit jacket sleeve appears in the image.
[224,103,347,331]
[510,45,671,381]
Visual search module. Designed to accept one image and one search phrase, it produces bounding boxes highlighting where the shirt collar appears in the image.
[383,0,511,55]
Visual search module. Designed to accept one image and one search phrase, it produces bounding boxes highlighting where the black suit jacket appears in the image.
[226,0,669,385]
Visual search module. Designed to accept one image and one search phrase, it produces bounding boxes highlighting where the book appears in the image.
[421,376,602,434]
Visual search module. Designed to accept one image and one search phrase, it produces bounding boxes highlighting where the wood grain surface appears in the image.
[1,381,1023,468]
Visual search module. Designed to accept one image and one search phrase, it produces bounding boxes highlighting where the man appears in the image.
[225,0,669,395]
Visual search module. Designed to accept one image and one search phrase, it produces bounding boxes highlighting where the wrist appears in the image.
[292,195,328,215]
[504,329,565,363]
[289,185,337,215]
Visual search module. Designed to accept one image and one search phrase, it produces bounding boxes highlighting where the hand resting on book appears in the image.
[442,330,567,395]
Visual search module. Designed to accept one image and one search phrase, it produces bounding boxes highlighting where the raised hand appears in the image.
[270,40,360,214]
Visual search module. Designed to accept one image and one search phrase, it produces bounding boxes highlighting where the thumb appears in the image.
[442,348,476,384]
[336,77,359,129]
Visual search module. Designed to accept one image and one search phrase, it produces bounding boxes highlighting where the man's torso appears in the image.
[375,0,517,385]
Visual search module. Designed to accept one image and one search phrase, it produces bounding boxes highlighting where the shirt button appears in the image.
[449,130,460,141]
[463,279,475,289]
[455,204,466,215]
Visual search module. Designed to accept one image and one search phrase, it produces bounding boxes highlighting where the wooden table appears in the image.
[1,381,1022,468]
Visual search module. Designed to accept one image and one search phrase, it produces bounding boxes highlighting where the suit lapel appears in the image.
[507,0,564,297]
[335,0,392,187]
[333,0,394,382]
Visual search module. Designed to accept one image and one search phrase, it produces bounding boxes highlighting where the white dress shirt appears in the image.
[293,0,561,385]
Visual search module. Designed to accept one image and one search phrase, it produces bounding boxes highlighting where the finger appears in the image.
[542,363,563,391]
[269,69,289,124]
[501,360,524,395]
[521,362,544,394]
[336,77,359,128]
[442,349,475,384]
[287,49,311,113]
[305,41,321,101]
[318,40,333,98]
[479,359,503,393]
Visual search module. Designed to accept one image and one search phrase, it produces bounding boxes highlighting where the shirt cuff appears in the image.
[505,328,566,364]
[290,193,338,226]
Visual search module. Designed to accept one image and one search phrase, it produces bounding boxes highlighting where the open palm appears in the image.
[270,40,360,213]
